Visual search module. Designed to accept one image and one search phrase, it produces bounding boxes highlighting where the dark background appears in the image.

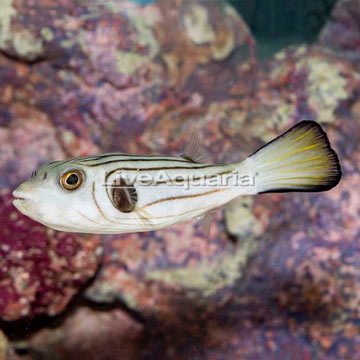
[229,0,337,59]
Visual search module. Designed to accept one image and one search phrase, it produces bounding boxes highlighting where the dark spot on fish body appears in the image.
[111,178,137,213]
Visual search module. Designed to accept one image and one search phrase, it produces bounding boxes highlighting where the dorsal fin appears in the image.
[182,130,208,163]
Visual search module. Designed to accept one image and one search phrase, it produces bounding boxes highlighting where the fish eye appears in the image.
[60,170,84,191]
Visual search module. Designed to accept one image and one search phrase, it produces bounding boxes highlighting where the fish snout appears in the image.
[12,181,36,203]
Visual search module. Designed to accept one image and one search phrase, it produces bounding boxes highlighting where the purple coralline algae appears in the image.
[0,189,102,321]
[0,0,359,359]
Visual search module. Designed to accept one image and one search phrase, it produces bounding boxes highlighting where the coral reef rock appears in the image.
[24,307,144,360]
[0,189,102,321]
[0,0,254,161]
[223,44,360,359]
[1,0,360,359]
[86,44,360,359]
[319,0,360,68]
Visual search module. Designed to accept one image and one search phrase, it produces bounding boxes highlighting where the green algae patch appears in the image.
[0,0,16,48]
[115,16,159,75]
[0,1,44,60]
[303,56,348,124]
[13,30,43,59]
[41,27,54,42]
[183,4,215,45]
[145,238,259,298]
[211,34,235,61]
[77,8,159,76]
[225,197,263,237]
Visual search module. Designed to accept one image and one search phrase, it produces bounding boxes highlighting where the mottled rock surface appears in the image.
[319,0,360,67]
[24,307,144,360]
[0,0,258,358]
[84,45,360,359]
[222,45,360,359]
[0,189,102,321]
[0,0,253,319]
[0,0,253,166]
[0,0,360,359]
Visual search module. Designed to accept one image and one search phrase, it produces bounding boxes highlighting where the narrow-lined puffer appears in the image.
[13,121,341,234]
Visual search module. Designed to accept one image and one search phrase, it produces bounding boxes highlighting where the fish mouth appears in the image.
[12,192,31,215]
[13,196,26,201]
[12,190,30,204]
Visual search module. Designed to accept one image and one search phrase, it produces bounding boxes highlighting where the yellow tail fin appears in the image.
[249,121,341,193]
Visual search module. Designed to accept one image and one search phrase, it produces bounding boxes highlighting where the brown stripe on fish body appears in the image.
[64,154,123,163]
[104,205,210,222]
[138,169,235,185]
[80,153,186,160]
[76,209,103,226]
[84,157,194,167]
[92,182,110,221]
[47,154,191,170]
[113,164,217,171]
[78,153,192,164]
[104,164,221,184]
[143,188,228,209]
[47,159,74,170]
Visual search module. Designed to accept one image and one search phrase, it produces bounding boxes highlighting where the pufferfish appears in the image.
[13,121,341,235]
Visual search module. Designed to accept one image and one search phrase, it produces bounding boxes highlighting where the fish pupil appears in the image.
[66,174,78,185]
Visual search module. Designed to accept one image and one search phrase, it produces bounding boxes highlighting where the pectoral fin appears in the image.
[198,209,218,236]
